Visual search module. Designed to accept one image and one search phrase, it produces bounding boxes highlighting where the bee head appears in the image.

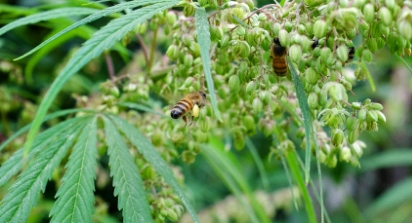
[199,91,207,100]
[273,37,280,45]
[348,46,355,54]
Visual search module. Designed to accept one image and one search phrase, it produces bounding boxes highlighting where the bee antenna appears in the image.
[273,37,280,44]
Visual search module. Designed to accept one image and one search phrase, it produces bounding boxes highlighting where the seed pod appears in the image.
[291,33,301,45]
[327,155,338,168]
[252,97,263,114]
[362,49,373,62]
[245,0,254,10]
[379,23,390,36]
[229,75,240,91]
[151,131,163,147]
[272,23,281,35]
[331,129,344,147]
[314,20,328,39]
[379,7,392,26]
[348,129,359,144]
[183,4,195,17]
[363,3,375,24]
[201,116,211,132]
[305,67,319,84]
[246,81,256,94]
[184,54,194,67]
[337,45,349,62]
[183,77,194,88]
[367,38,378,53]
[243,115,256,131]
[376,37,386,49]
[278,29,289,47]
[340,146,352,162]
[358,109,367,120]
[233,7,245,20]
[376,110,386,122]
[235,26,246,36]
[346,116,358,130]
[289,44,302,62]
[110,86,120,98]
[399,20,412,40]
[367,110,378,122]
[220,35,230,48]
[166,45,178,59]
[308,92,319,109]
[259,91,270,105]
[385,0,395,10]
[321,47,332,65]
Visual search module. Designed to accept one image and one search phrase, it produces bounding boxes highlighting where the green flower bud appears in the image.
[252,97,263,114]
[229,75,240,91]
[149,20,158,31]
[218,88,226,99]
[370,102,383,110]
[152,131,163,147]
[166,12,177,25]
[376,37,386,49]
[243,115,256,132]
[399,20,412,40]
[367,38,378,53]
[259,91,270,105]
[166,45,178,59]
[234,41,251,57]
[272,23,281,35]
[183,4,195,17]
[220,35,230,48]
[337,45,349,62]
[308,92,319,109]
[363,3,375,24]
[362,49,373,62]
[258,13,267,21]
[367,110,378,122]
[340,146,352,162]
[348,129,359,144]
[110,86,119,98]
[183,77,193,88]
[136,22,148,34]
[346,28,357,40]
[379,23,390,36]
[321,47,332,65]
[233,7,245,20]
[278,29,289,47]
[314,20,328,39]
[379,7,392,26]
[182,151,196,164]
[385,0,395,10]
[331,129,344,147]
[201,116,211,132]
[184,54,193,67]
[289,44,302,62]
[305,67,320,84]
[235,26,246,36]
[291,33,301,45]
[246,81,256,94]
[376,110,386,122]
[346,116,358,130]
[327,155,338,168]
[301,35,311,52]
[358,109,367,120]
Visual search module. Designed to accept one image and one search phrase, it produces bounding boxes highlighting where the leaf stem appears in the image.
[104,51,115,82]
[148,28,158,72]
[136,33,150,65]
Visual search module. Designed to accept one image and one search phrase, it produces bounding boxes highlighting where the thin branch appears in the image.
[104,51,115,82]
[147,28,158,72]
[136,33,149,65]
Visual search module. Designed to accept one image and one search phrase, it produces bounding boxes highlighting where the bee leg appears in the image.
[190,116,194,126]
[183,116,188,127]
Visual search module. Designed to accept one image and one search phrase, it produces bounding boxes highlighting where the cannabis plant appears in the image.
[0,0,411,222]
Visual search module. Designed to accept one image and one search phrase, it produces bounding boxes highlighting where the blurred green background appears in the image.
[1,0,412,222]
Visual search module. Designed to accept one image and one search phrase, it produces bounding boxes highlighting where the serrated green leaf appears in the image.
[366,177,412,216]
[195,8,222,121]
[245,138,269,191]
[0,116,89,188]
[16,0,175,60]
[23,0,180,156]
[0,108,93,152]
[102,116,153,223]
[0,119,88,223]
[360,149,412,171]
[117,102,173,119]
[108,115,200,223]
[288,57,312,184]
[50,118,98,223]
[0,7,99,37]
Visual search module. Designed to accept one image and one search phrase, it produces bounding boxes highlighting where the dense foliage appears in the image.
[1,0,412,222]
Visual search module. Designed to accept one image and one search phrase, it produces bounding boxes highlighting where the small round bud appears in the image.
[289,44,302,62]
[233,7,245,20]
[166,45,178,59]
[235,26,246,36]
[346,116,358,130]
[314,20,328,39]
[320,47,332,65]
[278,29,289,47]
[182,151,196,164]
[252,97,263,114]
[183,77,194,88]
[399,20,412,40]
[243,115,256,132]
[166,12,177,25]
[229,75,240,91]
[308,92,319,109]
[358,109,367,120]
[201,116,211,132]
[385,0,395,10]
[246,81,256,94]
[363,4,375,24]
[348,129,359,144]
[362,49,373,62]
[183,5,195,17]
[184,54,194,67]
[337,45,349,62]
[305,67,320,84]
[220,35,230,48]
[110,86,119,98]
[340,146,352,162]
[258,13,266,21]
[367,38,378,53]
[376,111,386,122]
[331,129,344,147]
[379,7,392,26]
[367,110,378,122]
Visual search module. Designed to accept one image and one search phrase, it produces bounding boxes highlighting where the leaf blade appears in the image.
[0,7,99,37]
[108,115,200,223]
[288,57,312,184]
[195,8,222,121]
[102,116,153,223]
[50,118,98,223]
[23,0,180,156]
[117,102,173,119]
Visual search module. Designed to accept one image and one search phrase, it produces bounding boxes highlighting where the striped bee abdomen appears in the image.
[170,98,193,119]
[272,57,288,76]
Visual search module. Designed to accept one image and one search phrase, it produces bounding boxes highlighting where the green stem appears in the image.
[285,150,317,223]
[147,28,158,72]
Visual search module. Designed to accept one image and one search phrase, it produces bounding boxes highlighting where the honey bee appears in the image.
[170,91,207,124]
[270,37,288,76]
